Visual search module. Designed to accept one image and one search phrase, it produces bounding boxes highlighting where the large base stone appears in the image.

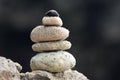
[21,69,89,80]
[30,51,76,72]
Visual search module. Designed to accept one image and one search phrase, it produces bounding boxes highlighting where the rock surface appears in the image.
[0,56,22,80]
[21,69,89,80]
[32,40,71,52]
[30,26,69,42]
[0,56,89,80]
[42,16,63,26]
[30,51,76,72]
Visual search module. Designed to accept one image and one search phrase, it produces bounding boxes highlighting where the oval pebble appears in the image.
[30,26,69,42]
[32,40,72,52]
[30,51,76,72]
[42,17,63,26]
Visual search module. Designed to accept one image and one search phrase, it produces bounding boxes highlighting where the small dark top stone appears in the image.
[45,10,59,17]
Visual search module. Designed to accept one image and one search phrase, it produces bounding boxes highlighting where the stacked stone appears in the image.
[30,10,76,72]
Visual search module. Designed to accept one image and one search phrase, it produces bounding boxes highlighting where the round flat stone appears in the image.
[30,51,76,72]
[42,16,63,26]
[30,26,69,42]
[32,40,72,52]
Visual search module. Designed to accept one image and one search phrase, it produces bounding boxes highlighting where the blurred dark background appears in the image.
[0,0,120,80]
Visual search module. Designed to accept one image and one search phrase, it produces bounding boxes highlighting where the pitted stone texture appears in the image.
[32,40,72,52]
[0,56,22,80]
[42,17,63,26]
[30,51,76,72]
[20,69,89,80]
[30,26,69,42]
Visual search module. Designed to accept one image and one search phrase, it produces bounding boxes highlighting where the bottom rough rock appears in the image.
[0,56,89,80]
[0,56,22,80]
[20,69,89,80]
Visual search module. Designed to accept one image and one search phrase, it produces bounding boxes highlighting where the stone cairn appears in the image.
[0,10,88,80]
[30,10,76,73]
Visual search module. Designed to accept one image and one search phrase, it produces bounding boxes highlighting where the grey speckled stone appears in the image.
[30,51,76,72]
